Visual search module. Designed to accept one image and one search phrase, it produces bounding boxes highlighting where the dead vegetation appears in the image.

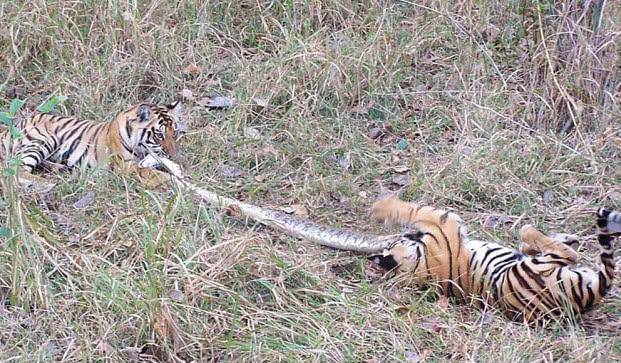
[1,1,620,361]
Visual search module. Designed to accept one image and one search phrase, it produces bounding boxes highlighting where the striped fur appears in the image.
[185,181,618,323]
[1,101,186,187]
[370,196,619,322]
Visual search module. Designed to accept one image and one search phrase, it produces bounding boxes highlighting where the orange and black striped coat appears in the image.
[370,196,619,323]
[1,102,185,187]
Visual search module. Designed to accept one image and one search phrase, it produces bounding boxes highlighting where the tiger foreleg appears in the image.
[109,157,172,189]
[136,167,176,189]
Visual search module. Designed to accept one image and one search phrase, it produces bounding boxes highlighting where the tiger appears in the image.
[368,196,620,323]
[0,101,187,189]
[183,182,620,323]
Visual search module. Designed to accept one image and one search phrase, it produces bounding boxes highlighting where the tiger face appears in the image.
[370,232,426,272]
[120,101,185,159]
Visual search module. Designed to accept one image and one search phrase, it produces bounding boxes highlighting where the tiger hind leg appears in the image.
[13,130,58,172]
[8,141,57,192]
[519,224,579,263]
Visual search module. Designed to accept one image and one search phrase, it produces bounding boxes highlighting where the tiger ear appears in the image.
[138,104,151,122]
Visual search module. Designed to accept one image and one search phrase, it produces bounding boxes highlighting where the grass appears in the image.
[1,0,621,361]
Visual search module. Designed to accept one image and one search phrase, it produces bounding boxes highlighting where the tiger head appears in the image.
[369,231,428,273]
[117,101,186,158]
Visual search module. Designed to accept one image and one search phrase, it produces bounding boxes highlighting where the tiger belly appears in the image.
[465,240,522,304]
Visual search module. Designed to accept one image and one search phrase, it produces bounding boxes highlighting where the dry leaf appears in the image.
[391,165,410,173]
[218,165,243,178]
[405,351,422,363]
[5,85,25,99]
[483,214,513,229]
[281,207,295,213]
[364,262,385,280]
[196,97,211,107]
[293,205,307,216]
[153,314,169,341]
[197,95,235,109]
[481,24,501,43]
[260,144,278,156]
[183,64,202,75]
[225,204,242,218]
[350,100,375,115]
[253,97,269,108]
[121,347,142,360]
[481,311,495,325]
[96,340,115,356]
[169,289,184,301]
[28,180,56,193]
[436,295,449,309]
[391,174,411,187]
[395,305,411,314]
[178,88,194,101]
[337,154,351,171]
[73,191,95,209]
[244,127,262,140]
[442,128,454,141]
[153,306,184,351]
[417,318,445,333]
[254,175,265,182]
[386,286,403,302]
[368,127,383,139]
[282,204,309,217]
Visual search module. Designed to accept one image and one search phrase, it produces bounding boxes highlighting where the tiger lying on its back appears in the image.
[0,101,186,188]
[186,182,620,323]
[370,196,620,322]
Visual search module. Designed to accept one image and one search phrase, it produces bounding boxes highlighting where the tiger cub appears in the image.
[0,101,186,189]
[370,196,619,323]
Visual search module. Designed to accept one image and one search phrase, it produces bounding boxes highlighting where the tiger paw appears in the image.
[370,194,403,224]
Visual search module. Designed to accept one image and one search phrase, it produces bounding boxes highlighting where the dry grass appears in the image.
[1,1,621,361]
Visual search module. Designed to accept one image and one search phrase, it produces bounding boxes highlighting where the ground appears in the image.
[1,1,621,362]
